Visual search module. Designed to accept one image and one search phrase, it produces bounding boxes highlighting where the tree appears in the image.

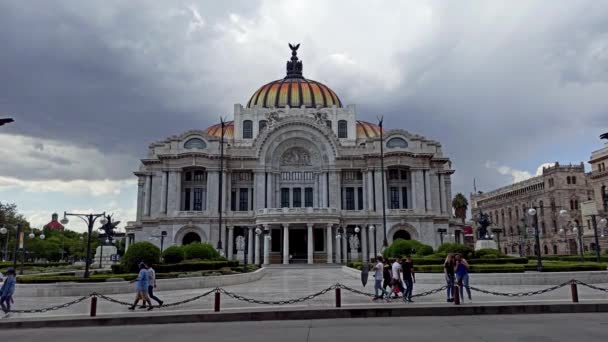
[452,193,469,223]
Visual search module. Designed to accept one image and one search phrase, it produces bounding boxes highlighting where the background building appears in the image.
[471,163,593,256]
[125,45,455,264]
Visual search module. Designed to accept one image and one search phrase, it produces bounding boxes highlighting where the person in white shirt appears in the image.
[143,264,163,308]
[386,257,405,300]
[372,257,386,300]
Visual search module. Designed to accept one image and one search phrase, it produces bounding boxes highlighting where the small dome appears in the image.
[206,121,234,139]
[246,43,342,109]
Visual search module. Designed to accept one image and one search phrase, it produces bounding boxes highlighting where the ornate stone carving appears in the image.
[349,235,360,251]
[236,235,245,251]
[281,147,312,166]
[312,111,328,125]
[265,110,283,129]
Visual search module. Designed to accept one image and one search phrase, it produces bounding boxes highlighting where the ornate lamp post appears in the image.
[20,231,45,275]
[0,226,9,262]
[217,117,228,255]
[377,116,388,249]
[491,228,503,251]
[61,212,107,278]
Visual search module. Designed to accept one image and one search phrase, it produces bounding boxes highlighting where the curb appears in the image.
[3,302,608,329]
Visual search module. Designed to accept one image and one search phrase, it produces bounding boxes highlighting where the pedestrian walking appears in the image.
[387,257,405,301]
[0,268,16,314]
[402,255,415,302]
[372,257,386,300]
[454,254,472,303]
[382,258,392,299]
[444,253,456,302]
[128,263,153,311]
[146,263,163,307]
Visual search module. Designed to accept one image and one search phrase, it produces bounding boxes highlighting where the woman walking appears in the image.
[454,254,472,303]
[372,257,386,300]
[129,263,153,311]
[444,254,455,302]
[0,268,16,314]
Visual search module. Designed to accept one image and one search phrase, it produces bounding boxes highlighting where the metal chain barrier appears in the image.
[572,280,608,293]
[411,285,448,298]
[219,285,337,305]
[470,280,572,297]
[93,293,133,306]
[12,295,93,314]
[162,288,218,308]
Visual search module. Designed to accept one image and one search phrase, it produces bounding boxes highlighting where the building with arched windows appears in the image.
[125,45,456,264]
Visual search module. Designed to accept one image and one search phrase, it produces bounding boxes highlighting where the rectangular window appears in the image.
[183,188,191,210]
[193,188,204,211]
[230,190,236,211]
[357,187,363,210]
[346,187,355,210]
[281,188,290,208]
[388,169,399,180]
[338,120,348,138]
[271,229,281,252]
[185,172,192,181]
[193,171,206,182]
[400,170,408,180]
[250,188,254,211]
[239,188,248,211]
[305,187,313,207]
[390,187,400,209]
[314,228,324,252]
[401,187,408,209]
[293,188,302,208]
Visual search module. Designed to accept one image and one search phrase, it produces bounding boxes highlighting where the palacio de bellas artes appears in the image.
[125,44,457,264]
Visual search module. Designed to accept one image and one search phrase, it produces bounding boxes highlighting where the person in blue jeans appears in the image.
[401,255,415,303]
[0,267,16,314]
[372,257,386,300]
[128,263,153,311]
[444,254,455,302]
[455,254,472,302]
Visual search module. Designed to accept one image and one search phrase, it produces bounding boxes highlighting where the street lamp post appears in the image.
[61,212,107,278]
[0,226,8,262]
[491,228,503,252]
[527,208,543,272]
[21,232,45,275]
[377,116,388,249]
[217,117,227,254]
[437,228,447,245]
[150,231,168,254]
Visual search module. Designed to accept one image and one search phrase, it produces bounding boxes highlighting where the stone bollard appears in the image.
[335,288,342,308]
[571,282,579,303]
[90,296,98,317]
[453,285,460,305]
[214,291,221,312]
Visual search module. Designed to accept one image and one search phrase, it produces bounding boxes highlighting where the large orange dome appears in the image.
[246,43,342,109]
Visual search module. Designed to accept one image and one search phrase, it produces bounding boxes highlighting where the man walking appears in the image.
[146,263,163,308]
[402,255,415,303]
[387,257,404,300]
[372,257,386,300]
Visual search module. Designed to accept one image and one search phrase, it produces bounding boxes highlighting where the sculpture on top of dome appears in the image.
[286,43,303,78]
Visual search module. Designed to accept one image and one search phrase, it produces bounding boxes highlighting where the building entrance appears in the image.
[289,229,308,263]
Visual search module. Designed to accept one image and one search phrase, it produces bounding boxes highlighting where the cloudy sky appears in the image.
[1,0,607,232]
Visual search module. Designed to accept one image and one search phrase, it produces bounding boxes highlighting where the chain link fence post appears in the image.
[214,289,221,312]
[453,285,460,305]
[90,296,98,317]
[335,287,341,308]
[571,281,579,303]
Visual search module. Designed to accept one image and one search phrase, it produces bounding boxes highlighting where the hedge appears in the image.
[183,243,220,260]
[469,257,529,265]
[16,271,209,284]
[416,264,525,273]
[152,260,238,273]
[121,242,161,273]
[0,261,70,269]
[537,256,608,263]
[524,263,607,272]
[383,240,434,258]
[436,243,474,259]
[162,245,185,264]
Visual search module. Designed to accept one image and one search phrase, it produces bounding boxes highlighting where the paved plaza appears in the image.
[5,314,608,341]
[5,267,608,319]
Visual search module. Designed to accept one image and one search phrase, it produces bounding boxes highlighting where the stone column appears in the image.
[143,175,152,217]
[254,229,261,265]
[367,171,374,211]
[342,234,348,265]
[307,223,314,264]
[160,171,168,214]
[206,171,219,211]
[283,224,290,265]
[136,179,144,221]
[368,226,375,260]
[220,224,226,257]
[438,173,444,214]
[166,170,179,214]
[329,171,339,208]
[326,224,333,263]
[361,225,368,262]
[227,226,234,260]
[424,170,432,212]
[335,233,342,264]
[263,225,270,265]
[319,172,326,208]
[175,170,181,211]
[410,170,417,211]
[247,227,254,264]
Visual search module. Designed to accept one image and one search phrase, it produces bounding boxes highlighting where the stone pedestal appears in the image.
[475,239,498,251]
[349,252,360,262]
[236,250,245,263]
[93,245,118,268]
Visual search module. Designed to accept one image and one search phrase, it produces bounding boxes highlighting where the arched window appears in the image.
[184,138,207,149]
[603,186,608,212]
[567,176,571,185]
[543,245,549,255]
[387,137,408,148]
[243,120,253,139]
[539,201,544,216]
[572,176,577,184]
[259,120,267,131]
[509,226,513,235]
[553,245,558,255]
[338,120,348,138]
[541,222,546,235]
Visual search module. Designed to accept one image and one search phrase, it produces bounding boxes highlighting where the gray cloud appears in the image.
[1,0,607,200]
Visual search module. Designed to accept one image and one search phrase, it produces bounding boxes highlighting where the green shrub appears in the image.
[183,243,221,260]
[437,243,474,259]
[162,245,185,264]
[383,239,433,258]
[415,264,525,273]
[121,241,161,273]
[538,256,608,262]
[524,262,606,272]
[347,262,374,270]
[415,257,446,265]
[475,248,504,259]
[154,260,238,273]
[469,257,529,265]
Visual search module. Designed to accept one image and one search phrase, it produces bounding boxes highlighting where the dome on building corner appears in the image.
[246,44,343,109]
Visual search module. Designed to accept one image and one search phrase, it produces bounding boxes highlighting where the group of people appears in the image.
[372,253,472,304]
[372,255,415,302]
[128,262,164,311]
